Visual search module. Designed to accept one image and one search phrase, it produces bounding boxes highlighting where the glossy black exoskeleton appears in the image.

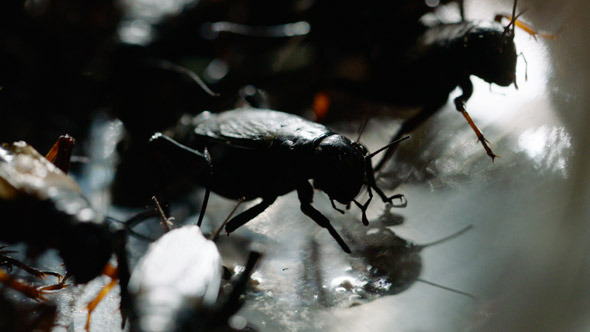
[0,137,133,326]
[0,137,127,283]
[128,225,261,332]
[150,108,406,254]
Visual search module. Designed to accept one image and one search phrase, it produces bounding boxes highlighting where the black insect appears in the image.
[150,108,406,254]
[356,0,538,171]
[0,136,133,327]
[128,224,261,332]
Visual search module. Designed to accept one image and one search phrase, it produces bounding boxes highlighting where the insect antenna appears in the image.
[152,196,174,232]
[417,225,473,248]
[104,207,164,241]
[105,216,156,242]
[511,0,518,35]
[355,117,369,143]
[416,278,477,301]
[365,136,411,160]
[412,225,476,300]
[151,59,219,97]
[499,0,523,50]
[210,197,246,241]
[197,148,213,227]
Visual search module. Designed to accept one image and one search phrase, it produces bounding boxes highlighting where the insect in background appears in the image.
[127,224,261,332]
[176,0,547,169]
[356,0,555,171]
[149,108,408,254]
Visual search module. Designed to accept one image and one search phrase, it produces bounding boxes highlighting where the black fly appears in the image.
[150,108,407,254]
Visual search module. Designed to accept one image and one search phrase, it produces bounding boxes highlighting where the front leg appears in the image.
[455,79,498,161]
[225,197,277,234]
[297,182,351,253]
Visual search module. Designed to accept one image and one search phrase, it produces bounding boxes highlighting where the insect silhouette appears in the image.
[363,0,551,171]
[150,108,408,254]
[0,135,133,329]
[352,224,474,297]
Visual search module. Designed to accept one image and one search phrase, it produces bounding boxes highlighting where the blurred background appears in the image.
[1,0,589,331]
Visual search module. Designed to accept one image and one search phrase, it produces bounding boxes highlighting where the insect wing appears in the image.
[192,108,329,149]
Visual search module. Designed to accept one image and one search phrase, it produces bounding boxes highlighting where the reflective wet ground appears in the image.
[4,0,590,331]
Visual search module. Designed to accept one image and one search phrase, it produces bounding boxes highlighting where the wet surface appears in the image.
[2,0,590,331]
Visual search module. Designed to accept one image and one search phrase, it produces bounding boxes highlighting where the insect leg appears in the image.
[297,182,351,253]
[225,197,277,234]
[197,148,212,227]
[114,229,132,329]
[85,272,118,331]
[0,269,50,301]
[494,14,557,41]
[458,0,465,21]
[149,133,213,222]
[84,230,131,331]
[216,250,262,320]
[106,210,159,242]
[0,250,62,281]
[454,79,499,161]
[45,134,75,174]
[365,158,407,207]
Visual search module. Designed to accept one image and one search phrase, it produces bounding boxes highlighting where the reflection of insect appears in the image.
[0,136,132,328]
[128,225,261,332]
[355,224,474,296]
[150,108,407,253]
[324,222,475,305]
